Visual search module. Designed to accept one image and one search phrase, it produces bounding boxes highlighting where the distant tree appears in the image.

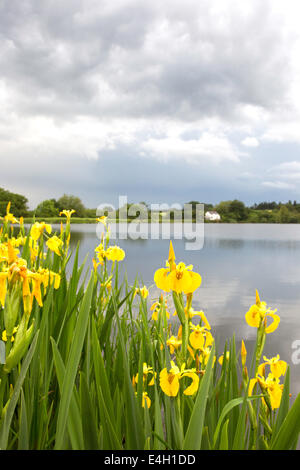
[0,187,29,217]
[255,210,276,223]
[277,206,291,223]
[229,200,248,221]
[288,213,300,223]
[35,199,59,218]
[57,194,86,218]
[254,201,278,210]
[215,200,248,221]
[215,201,232,217]
[186,201,200,205]
[85,208,97,218]
[185,201,200,220]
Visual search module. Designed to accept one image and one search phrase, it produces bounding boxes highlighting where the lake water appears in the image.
[66,223,300,399]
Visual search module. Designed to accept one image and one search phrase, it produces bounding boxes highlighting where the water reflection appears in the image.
[69,230,85,244]
[212,239,245,249]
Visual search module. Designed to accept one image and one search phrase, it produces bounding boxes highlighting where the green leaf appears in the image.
[54,274,94,449]
[0,331,39,449]
[201,426,211,450]
[213,396,259,448]
[94,380,123,450]
[3,318,35,373]
[113,297,145,450]
[219,419,229,450]
[79,372,100,449]
[0,341,5,364]
[232,385,251,450]
[18,389,29,450]
[271,366,290,443]
[271,392,300,450]
[183,342,215,450]
[91,317,114,420]
[51,337,84,450]
[154,387,165,450]
[258,435,269,450]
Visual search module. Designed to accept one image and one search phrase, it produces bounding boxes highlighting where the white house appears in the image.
[205,210,221,221]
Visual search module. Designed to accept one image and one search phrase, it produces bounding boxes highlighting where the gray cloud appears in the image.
[0,0,294,121]
[1,0,300,207]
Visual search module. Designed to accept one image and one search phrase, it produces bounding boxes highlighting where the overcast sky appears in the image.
[1,0,300,209]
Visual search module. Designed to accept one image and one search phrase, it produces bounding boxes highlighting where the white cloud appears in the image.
[260,161,300,193]
[141,132,241,164]
[267,161,300,181]
[262,181,296,190]
[241,136,259,148]
[262,119,300,145]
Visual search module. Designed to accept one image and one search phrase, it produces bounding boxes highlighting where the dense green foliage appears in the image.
[0,189,97,219]
[209,200,300,223]
[2,187,300,222]
[35,199,59,218]
[0,188,29,217]
[215,200,248,222]
[56,194,87,218]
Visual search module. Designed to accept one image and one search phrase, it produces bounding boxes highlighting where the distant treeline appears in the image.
[210,200,300,223]
[1,187,300,223]
[0,188,96,219]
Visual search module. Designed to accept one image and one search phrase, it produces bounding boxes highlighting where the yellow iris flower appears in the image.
[0,242,20,265]
[245,290,280,334]
[46,236,63,256]
[96,216,107,226]
[142,392,151,408]
[133,363,156,387]
[159,361,199,397]
[100,277,113,292]
[36,267,61,290]
[241,340,247,367]
[0,243,8,262]
[249,373,284,410]
[0,243,60,311]
[59,209,76,221]
[166,335,182,354]
[0,202,19,224]
[154,261,201,295]
[258,355,287,379]
[134,286,149,299]
[30,222,52,241]
[6,237,26,248]
[168,240,176,265]
[150,296,170,321]
[29,238,39,264]
[105,245,125,262]
[94,243,106,265]
[154,241,201,295]
[2,326,18,342]
[0,272,8,307]
[189,324,213,351]
[135,391,151,408]
[94,244,125,267]
[173,307,211,329]
[218,351,230,366]
[199,347,216,368]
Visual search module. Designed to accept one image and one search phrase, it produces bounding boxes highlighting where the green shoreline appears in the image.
[22,217,300,225]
